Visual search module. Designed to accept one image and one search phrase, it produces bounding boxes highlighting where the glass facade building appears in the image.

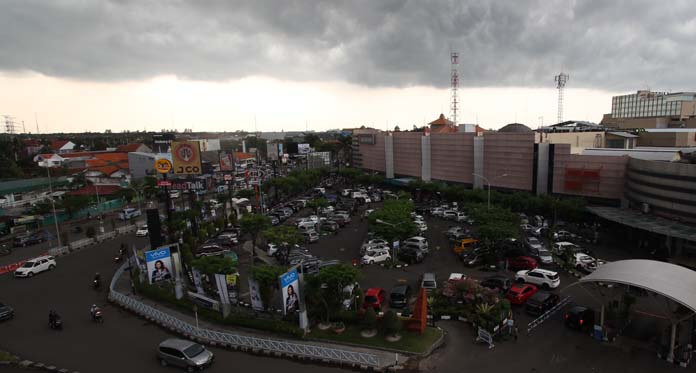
[611,91,696,119]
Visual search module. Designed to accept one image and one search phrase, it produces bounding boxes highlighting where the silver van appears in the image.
[158,338,214,371]
[420,272,437,291]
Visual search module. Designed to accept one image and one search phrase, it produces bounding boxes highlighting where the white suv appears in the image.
[15,256,57,278]
[515,268,560,289]
[571,253,599,272]
[404,236,429,252]
[361,249,391,264]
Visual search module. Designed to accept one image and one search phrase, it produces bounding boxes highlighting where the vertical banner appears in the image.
[192,268,205,294]
[248,278,264,311]
[171,140,202,175]
[145,247,173,284]
[226,273,239,305]
[214,274,230,305]
[280,269,301,315]
[220,153,234,171]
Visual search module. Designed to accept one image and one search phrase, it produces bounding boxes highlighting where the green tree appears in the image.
[240,213,272,261]
[367,199,417,242]
[61,195,91,218]
[306,197,328,214]
[362,306,377,331]
[251,264,285,310]
[382,310,402,336]
[305,264,360,323]
[191,256,236,277]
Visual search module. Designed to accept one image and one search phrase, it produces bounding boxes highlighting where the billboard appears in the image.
[171,141,202,175]
[280,269,301,315]
[214,274,230,305]
[267,143,279,161]
[152,133,175,153]
[145,247,173,284]
[220,153,234,171]
[226,273,239,305]
[298,143,311,154]
[248,278,264,311]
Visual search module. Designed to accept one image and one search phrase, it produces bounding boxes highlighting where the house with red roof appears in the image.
[22,139,43,157]
[116,143,152,153]
[50,140,76,153]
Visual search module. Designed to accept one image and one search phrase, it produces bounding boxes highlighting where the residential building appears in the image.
[116,143,152,153]
[50,140,76,153]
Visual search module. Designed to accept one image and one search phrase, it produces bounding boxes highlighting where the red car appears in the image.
[363,288,386,310]
[505,283,538,305]
[507,256,538,271]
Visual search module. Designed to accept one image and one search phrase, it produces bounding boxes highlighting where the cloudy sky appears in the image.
[1,0,695,133]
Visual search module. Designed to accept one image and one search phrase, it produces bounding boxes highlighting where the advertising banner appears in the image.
[297,143,311,154]
[145,247,173,284]
[214,274,230,305]
[171,141,202,175]
[226,273,239,305]
[248,278,264,311]
[280,269,301,315]
[192,268,205,294]
[267,143,279,161]
[220,153,234,171]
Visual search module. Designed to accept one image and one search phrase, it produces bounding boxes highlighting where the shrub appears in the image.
[382,310,402,336]
[362,307,377,330]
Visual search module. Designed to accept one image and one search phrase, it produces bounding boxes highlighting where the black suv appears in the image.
[564,306,595,331]
[13,234,44,247]
[398,246,425,264]
[389,284,412,308]
[525,291,560,316]
[480,275,512,294]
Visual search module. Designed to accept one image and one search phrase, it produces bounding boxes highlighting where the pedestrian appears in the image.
[513,326,519,342]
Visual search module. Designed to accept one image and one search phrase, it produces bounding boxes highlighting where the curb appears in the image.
[1,351,80,373]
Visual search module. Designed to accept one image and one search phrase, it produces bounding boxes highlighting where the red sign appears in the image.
[157,180,172,187]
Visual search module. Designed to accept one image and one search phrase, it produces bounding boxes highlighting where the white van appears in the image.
[552,241,580,255]
[119,208,142,221]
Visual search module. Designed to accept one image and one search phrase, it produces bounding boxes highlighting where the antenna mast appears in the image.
[555,72,569,124]
[450,52,459,126]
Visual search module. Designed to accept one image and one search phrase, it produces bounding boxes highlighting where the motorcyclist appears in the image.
[90,304,98,319]
[93,272,101,287]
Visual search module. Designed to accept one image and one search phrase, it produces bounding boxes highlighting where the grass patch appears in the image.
[0,350,17,363]
[308,325,442,354]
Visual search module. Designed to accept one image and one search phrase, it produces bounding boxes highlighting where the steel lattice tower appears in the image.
[555,72,569,124]
[450,52,459,126]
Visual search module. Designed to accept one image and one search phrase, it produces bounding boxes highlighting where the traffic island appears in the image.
[308,326,443,355]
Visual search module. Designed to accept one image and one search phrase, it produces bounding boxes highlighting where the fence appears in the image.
[116,225,137,234]
[527,296,572,334]
[69,238,95,250]
[109,263,382,368]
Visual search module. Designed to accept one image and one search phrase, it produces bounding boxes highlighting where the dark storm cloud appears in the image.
[1,0,695,91]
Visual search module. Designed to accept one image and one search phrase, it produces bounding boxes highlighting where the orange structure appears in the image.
[405,287,427,334]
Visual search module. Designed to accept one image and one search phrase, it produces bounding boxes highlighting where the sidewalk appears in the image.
[113,266,408,370]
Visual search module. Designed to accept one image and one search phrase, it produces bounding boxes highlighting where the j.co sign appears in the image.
[171,141,202,175]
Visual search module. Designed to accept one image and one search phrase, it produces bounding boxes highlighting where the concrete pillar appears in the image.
[384,135,394,179]
[536,143,550,195]
[667,323,677,362]
[473,137,485,189]
[421,136,431,182]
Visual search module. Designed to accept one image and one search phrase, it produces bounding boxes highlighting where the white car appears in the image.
[267,243,279,256]
[14,256,57,278]
[442,210,457,220]
[415,221,427,233]
[135,225,149,237]
[515,268,560,289]
[454,212,468,222]
[430,207,444,216]
[572,253,599,272]
[403,236,429,251]
[413,214,425,222]
[448,273,467,281]
[360,240,390,255]
[361,249,391,264]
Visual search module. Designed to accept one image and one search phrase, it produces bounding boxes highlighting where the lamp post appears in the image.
[45,164,62,247]
[472,173,508,210]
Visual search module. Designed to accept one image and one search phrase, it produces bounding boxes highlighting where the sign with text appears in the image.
[145,247,173,284]
[157,180,172,187]
[171,141,202,175]
[155,158,173,174]
[169,180,206,191]
[279,269,301,315]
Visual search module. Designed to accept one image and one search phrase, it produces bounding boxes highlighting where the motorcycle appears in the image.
[93,278,101,290]
[91,308,103,323]
[114,250,124,263]
[49,316,63,330]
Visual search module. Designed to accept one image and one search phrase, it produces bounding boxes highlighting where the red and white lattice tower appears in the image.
[450,52,459,126]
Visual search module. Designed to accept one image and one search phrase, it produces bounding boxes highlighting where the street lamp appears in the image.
[472,173,508,210]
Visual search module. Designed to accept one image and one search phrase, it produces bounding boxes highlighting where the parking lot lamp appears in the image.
[472,173,508,210]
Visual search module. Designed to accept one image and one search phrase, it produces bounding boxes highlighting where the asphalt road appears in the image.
[0,233,349,373]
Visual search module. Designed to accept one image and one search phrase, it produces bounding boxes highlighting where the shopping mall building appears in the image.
[351,116,696,265]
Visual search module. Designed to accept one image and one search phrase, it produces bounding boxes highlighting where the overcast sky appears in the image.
[2,0,695,133]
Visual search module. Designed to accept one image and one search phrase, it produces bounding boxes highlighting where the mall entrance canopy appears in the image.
[566,259,696,364]
[587,206,696,242]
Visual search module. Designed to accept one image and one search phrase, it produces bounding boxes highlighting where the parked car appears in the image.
[320,220,340,233]
[442,210,457,220]
[415,221,427,233]
[14,255,56,278]
[403,236,429,252]
[430,207,444,216]
[157,338,214,371]
[480,275,512,294]
[361,248,391,264]
[420,272,437,291]
[119,208,142,220]
[341,283,361,310]
[530,248,554,265]
[460,248,488,267]
[389,284,412,308]
[525,237,545,251]
[525,291,560,316]
[552,241,581,255]
[195,244,227,257]
[571,253,599,272]
[302,230,319,244]
[217,231,239,245]
[13,234,45,247]
[452,238,479,255]
[554,230,576,241]
[0,302,14,321]
[506,283,538,305]
[507,256,538,271]
[135,225,149,237]
[398,246,425,264]
[564,306,595,331]
[363,288,386,310]
[270,215,280,226]
[515,268,560,289]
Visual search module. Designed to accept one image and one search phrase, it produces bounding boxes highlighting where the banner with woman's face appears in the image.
[145,247,173,284]
[280,269,301,315]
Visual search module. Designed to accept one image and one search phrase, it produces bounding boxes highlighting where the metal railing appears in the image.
[116,225,137,234]
[69,238,94,250]
[109,263,382,368]
[527,296,572,334]
[96,231,117,242]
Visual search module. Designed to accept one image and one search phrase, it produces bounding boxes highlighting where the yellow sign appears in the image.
[171,141,202,175]
[154,159,173,174]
